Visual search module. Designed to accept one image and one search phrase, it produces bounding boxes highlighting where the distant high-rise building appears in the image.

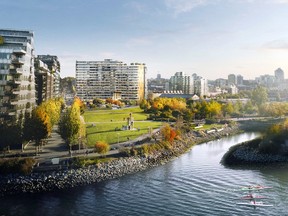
[37,55,61,98]
[215,78,227,88]
[274,68,284,82]
[0,29,36,123]
[192,73,208,96]
[255,74,275,88]
[75,59,147,101]
[228,74,236,85]
[236,75,243,85]
[34,58,53,105]
[169,72,193,94]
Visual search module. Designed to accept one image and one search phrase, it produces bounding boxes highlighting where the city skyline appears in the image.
[1,0,288,80]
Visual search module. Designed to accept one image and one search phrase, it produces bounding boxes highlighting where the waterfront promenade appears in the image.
[3,125,160,165]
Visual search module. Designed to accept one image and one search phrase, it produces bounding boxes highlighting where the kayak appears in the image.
[239,194,267,200]
[236,201,273,207]
[239,185,272,191]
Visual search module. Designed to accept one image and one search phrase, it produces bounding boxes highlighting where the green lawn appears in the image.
[84,107,149,122]
[84,107,163,147]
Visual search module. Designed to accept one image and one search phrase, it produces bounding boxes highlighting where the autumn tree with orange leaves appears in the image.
[23,98,64,145]
[161,123,177,143]
[22,106,51,155]
[94,141,110,156]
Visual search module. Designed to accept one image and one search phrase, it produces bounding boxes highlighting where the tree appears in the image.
[244,100,255,114]
[160,123,177,143]
[251,86,268,107]
[93,98,104,106]
[0,122,22,151]
[22,107,51,155]
[74,96,85,114]
[183,109,195,122]
[58,100,81,155]
[42,98,63,127]
[206,101,222,118]
[32,106,51,146]
[94,141,110,156]
[22,111,34,143]
[222,102,234,117]
[139,99,151,111]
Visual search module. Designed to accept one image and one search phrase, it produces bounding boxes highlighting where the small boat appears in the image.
[236,201,273,207]
[238,194,267,200]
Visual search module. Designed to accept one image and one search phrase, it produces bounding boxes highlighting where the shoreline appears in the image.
[0,124,240,197]
[221,137,288,166]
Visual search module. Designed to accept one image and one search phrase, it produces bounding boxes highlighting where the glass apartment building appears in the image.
[75,59,147,101]
[169,72,193,94]
[0,29,36,123]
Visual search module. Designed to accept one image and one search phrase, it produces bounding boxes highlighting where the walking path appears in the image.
[8,125,160,164]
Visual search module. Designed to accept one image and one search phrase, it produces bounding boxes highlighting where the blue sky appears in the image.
[1,0,288,80]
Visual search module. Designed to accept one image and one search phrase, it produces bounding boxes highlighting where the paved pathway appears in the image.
[17,126,160,164]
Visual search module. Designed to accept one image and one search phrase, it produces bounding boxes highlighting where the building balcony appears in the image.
[13,49,26,55]
[7,79,21,85]
[10,67,24,75]
[8,109,17,116]
[4,90,12,95]
[11,58,25,65]
[10,98,19,105]
[12,88,21,95]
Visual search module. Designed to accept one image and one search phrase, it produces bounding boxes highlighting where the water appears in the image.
[1,132,288,216]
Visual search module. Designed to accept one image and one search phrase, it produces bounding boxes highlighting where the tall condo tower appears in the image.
[0,29,36,123]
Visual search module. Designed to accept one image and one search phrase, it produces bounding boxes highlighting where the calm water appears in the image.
[1,132,288,216]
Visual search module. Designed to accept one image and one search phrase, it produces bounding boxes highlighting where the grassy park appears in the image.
[84,107,163,147]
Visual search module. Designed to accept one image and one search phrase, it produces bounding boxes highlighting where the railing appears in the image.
[11,57,25,65]
[10,67,23,74]
[13,48,26,55]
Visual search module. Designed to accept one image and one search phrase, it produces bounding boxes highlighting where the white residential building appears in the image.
[75,59,147,101]
[192,73,208,97]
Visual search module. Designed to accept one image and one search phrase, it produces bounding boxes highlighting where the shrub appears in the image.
[118,147,131,157]
[0,158,36,175]
[95,141,110,155]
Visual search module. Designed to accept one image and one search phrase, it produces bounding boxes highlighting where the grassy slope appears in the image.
[84,107,163,146]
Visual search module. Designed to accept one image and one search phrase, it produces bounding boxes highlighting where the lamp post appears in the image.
[78,137,81,152]
[148,126,151,135]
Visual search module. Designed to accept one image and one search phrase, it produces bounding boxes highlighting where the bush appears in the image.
[118,147,131,157]
[70,157,86,168]
[0,158,36,175]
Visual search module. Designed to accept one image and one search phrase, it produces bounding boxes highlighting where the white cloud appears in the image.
[164,0,210,14]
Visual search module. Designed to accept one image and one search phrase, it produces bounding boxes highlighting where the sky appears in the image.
[1,0,288,80]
